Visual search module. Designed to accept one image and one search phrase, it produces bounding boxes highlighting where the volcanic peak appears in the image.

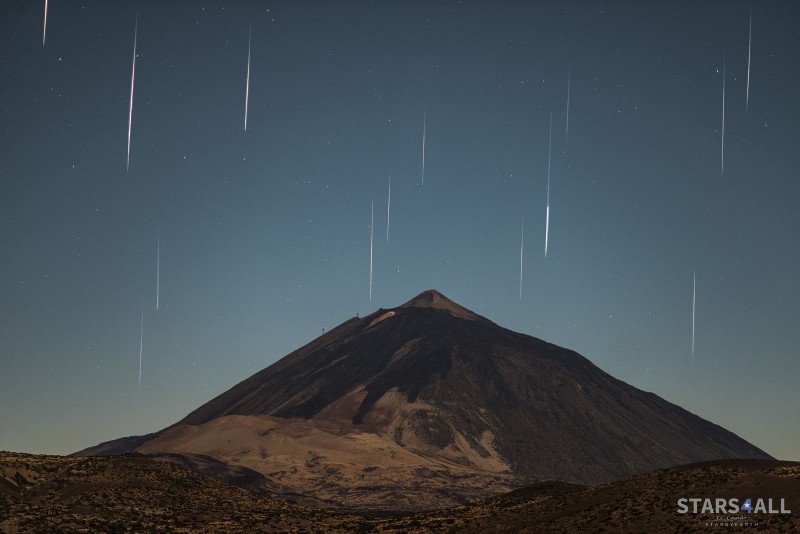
[398,289,480,321]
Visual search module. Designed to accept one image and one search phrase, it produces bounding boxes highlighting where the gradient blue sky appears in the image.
[1,0,798,461]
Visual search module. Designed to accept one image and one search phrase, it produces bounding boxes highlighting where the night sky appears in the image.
[2,1,799,461]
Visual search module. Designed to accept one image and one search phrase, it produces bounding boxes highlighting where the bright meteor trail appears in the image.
[42,0,48,47]
[692,272,696,367]
[565,64,571,144]
[519,216,524,300]
[545,112,552,258]
[386,167,391,244]
[126,15,138,172]
[244,24,251,131]
[721,54,726,175]
[137,310,144,398]
[746,7,752,111]
[421,112,426,188]
[156,228,160,311]
[369,201,374,302]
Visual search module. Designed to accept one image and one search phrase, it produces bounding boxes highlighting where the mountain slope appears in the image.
[77,289,771,508]
[172,290,769,481]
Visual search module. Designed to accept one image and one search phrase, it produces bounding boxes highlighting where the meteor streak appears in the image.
[565,64,571,143]
[746,7,752,111]
[692,272,696,367]
[386,167,391,243]
[721,54,726,175]
[138,310,144,397]
[43,0,48,47]
[421,112,426,187]
[127,15,138,172]
[369,202,374,301]
[519,216,524,300]
[156,228,160,311]
[245,24,251,131]
[545,112,552,258]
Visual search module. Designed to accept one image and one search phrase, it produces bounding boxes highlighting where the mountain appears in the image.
[77,289,771,510]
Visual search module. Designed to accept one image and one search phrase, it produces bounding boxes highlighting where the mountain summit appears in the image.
[79,289,771,509]
[398,288,482,320]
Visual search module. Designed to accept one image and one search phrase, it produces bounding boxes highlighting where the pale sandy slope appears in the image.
[136,390,520,511]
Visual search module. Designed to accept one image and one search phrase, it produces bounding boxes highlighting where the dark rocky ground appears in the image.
[3,452,798,533]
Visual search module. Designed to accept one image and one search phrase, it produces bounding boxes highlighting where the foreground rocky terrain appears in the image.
[0,451,349,533]
[78,290,772,510]
[3,452,798,532]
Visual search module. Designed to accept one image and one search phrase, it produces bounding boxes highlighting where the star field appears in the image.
[1,1,798,460]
